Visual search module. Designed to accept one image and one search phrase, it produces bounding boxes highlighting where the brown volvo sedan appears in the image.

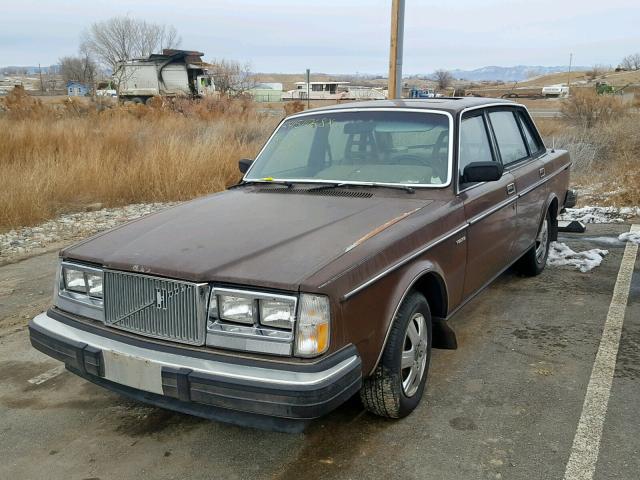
[30,98,574,432]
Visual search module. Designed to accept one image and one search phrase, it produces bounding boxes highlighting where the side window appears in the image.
[517,111,543,155]
[459,114,494,181]
[488,111,528,165]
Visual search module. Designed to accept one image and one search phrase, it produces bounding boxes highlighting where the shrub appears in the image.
[0,96,279,230]
[284,101,305,116]
[560,89,628,128]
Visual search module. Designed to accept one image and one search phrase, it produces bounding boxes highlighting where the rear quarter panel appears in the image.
[540,149,571,217]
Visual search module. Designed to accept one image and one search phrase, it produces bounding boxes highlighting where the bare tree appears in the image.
[433,69,454,90]
[81,16,181,70]
[586,64,608,80]
[59,54,97,86]
[208,59,255,95]
[620,53,640,71]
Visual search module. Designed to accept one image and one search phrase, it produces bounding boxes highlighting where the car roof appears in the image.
[304,97,519,116]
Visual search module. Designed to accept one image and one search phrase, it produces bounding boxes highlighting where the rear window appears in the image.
[489,111,528,165]
[518,111,544,155]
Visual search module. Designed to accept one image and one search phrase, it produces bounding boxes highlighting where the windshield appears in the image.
[245,110,451,186]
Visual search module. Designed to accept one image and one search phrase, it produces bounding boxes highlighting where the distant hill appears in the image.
[446,65,589,82]
[1,65,61,75]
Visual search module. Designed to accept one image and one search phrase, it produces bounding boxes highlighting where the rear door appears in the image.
[458,109,518,298]
[487,108,548,257]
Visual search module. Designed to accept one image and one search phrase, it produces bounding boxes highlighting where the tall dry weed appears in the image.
[560,88,628,129]
[545,109,640,206]
[0,96,279,230]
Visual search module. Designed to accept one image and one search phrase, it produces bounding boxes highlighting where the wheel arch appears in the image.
[543,193,559,241]
[368,264,456,376]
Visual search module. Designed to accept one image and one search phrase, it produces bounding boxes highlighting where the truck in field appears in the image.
[114,49,216,104]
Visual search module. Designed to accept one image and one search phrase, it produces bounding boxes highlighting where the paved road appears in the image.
[1,224,638,480]
[529,110,563,119]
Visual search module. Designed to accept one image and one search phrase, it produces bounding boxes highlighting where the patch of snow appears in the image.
[618,231,640,245]
[559,206,640,224]
[0,203,177,262]
[547,241,608,272]
[581,236,625,246]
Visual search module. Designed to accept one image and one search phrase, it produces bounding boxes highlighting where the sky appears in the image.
[1,0,639,73]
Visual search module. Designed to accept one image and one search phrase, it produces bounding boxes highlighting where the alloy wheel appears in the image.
[401,313,428,397]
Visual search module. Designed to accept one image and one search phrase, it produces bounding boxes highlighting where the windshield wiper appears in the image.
[229,179,295,189]
[308,182,415,194]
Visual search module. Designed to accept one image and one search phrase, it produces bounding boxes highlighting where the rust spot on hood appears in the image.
[344,207,422,253]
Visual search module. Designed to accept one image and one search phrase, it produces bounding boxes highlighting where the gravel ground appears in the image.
[0,203,177,263]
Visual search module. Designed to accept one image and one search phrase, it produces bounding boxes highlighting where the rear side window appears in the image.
[459,114,494,181]
[518,111,543,155]
[488,111,528,165]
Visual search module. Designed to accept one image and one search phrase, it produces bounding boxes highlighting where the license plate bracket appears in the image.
[102,349,164,394]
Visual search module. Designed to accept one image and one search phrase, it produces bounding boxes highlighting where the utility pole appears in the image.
[387,0,405,99]
[567,53,573,88]
[38,63,44,94]
[305,68,310,110]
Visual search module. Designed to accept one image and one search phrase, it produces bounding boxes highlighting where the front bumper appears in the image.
[29,310,361,432]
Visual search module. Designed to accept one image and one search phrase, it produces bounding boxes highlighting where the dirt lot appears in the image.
[1,223,639,480]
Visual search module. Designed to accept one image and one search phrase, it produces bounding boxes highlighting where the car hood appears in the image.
[62,188,432,290]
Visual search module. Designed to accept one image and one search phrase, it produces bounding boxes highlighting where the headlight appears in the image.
[218,294,255,324]
[56,261,104,321]
[86,272,103,298]
[295,294,330,357]
[207,289,329,357]
[64,268,87,294]
[260,298,296,329]
[62,265,103,299]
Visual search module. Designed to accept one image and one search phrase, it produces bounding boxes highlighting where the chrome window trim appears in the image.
[243,107,455,189]
[456,102,535,195]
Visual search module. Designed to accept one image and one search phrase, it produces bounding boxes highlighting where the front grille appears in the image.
[103,270,208,345]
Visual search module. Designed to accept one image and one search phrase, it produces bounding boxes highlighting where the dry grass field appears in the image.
[519,69,640,88]
[535,90,640,206]
[0,87,638,231]
[0,88,278,231]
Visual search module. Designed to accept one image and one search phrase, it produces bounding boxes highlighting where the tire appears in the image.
[515,209,551,276]
[131,97,144,104]
[360,292,432,418]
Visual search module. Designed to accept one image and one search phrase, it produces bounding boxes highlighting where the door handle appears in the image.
[506,183,516,195]
[539,167,546,178]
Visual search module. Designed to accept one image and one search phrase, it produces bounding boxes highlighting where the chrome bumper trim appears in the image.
[31,312,358,392]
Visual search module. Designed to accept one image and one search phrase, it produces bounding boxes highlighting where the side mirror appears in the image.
[238,159,253,174]
[462,161,503,183]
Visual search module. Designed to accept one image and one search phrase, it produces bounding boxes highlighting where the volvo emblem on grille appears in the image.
[155,288,167,309]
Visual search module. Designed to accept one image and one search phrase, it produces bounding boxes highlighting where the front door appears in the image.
[458,110,518,298]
